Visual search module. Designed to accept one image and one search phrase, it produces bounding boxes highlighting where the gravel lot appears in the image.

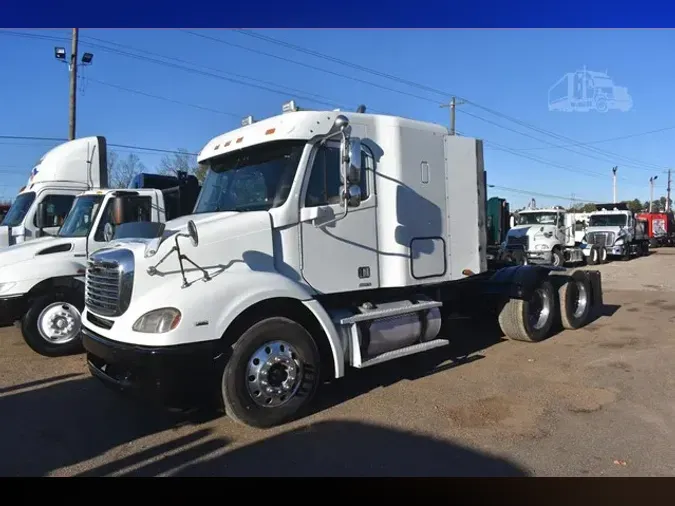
[1,250,675,477]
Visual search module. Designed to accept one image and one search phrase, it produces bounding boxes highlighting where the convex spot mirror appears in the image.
[103,222,115,242]
[187,219,199,247]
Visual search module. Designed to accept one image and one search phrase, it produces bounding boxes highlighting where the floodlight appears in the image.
[81,52,94,64]
[54,47,66,60]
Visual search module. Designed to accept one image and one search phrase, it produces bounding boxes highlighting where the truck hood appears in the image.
[507,224,556,238]
[585,225,624,236]
[90,211,275,311]
[0,235,77,269]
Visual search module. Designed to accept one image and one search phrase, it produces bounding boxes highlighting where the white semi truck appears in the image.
[503,207,602,267]
[582,203,649,260]
[80,102,602,429]
[0,136,108,248]
[0,172,201,357]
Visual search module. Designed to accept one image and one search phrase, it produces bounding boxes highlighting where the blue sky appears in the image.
[1,28,673,208]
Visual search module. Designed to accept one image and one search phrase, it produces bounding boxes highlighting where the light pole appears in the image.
[612,166,618,203]
[649,175,658,212]
[54,30,94,140]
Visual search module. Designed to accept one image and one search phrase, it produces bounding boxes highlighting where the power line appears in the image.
[85,77,243,118]
[487,184,597,203]
[514,125,675,151]
[232,29,665,171]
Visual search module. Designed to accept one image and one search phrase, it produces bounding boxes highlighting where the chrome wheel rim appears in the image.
[572,281,589,319]
[37,302,82,344]
[246,341,303,408]
[528,287,552,330]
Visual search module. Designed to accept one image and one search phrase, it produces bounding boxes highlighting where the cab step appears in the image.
[339,300,443,325]
[354,339,450,369]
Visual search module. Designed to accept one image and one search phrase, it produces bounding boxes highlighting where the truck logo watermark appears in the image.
[548,66,633,113]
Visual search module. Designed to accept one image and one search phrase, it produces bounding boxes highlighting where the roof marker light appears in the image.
[236,137,244,143]
[282,100,298,113]
[265,128,276,135]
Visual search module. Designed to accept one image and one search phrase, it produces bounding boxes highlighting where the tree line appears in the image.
[568,197,670,214]
[108,148,207,189]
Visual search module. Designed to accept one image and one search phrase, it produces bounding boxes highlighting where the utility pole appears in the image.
[54,30,93,141]
[667,169,672,212]
[68,28,79,140]
[649,175,658,213]
[440,97,466,135]
[612,166,618,204]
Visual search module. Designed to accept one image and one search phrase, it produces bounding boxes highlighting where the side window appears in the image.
[36,194,76,227]
[95,196,153,242]
[305,143,373,207]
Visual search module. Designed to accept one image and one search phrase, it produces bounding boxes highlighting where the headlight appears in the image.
[535,244,550,251]
[0,282,16,295]
[614,239,624,246]
[132,308,182,333]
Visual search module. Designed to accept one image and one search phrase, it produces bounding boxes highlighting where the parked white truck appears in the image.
[0,136,107,248]
[0,174,201,357]
[80,102,602,429]
[582,203,649,260]
[503,206,602,267]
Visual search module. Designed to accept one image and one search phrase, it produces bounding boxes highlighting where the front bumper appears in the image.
[81,326,224,409]
[0,295,27,326]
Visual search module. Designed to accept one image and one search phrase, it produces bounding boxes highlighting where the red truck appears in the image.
[636,212,675,247]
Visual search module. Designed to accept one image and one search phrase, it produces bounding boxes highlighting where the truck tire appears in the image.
[558,273,592,330]
[498,280,557,342]
[21,292,84,357]
[586,245,599,265]
[551,249,564,267]
[221,316,321,428]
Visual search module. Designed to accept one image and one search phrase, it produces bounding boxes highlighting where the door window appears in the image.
[35,194,76,228]
[304,143,372,207]
[94,196,153,242]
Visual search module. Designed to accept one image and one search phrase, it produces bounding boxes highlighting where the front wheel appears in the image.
[551,249,564,267]
[21,292,84,357]
[221,317,321,428]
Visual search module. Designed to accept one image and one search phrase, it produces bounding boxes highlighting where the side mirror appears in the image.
[347,138,362,185]
[110,197,126,225]
[187,219,199,247]
[35,201,47,230]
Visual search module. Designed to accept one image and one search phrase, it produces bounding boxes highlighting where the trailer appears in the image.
[80,102,603,429]
[636,211,675,248]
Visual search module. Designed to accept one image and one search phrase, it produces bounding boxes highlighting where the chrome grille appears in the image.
[586,231,615,247]
[85,248,135,317]
[506,235,529,250]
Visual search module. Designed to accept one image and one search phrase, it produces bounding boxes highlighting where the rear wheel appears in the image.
[558,273,592,330]
[221,317,321,428]
[21,292,84,357]
[586,245,599,265]
[498,280,557,342]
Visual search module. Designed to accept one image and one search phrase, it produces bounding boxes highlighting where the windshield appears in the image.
[589,214,627,227]
[516,212,558,225]
[194,140,306,214]
[58,195,105,238]
[1,192,36,227]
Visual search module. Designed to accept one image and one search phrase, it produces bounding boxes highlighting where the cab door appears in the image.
[299,136,379,294]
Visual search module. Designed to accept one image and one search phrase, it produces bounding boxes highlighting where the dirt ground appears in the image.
[1,249,674,476]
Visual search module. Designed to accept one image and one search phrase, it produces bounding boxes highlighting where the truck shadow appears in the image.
[79,420,530,477]
[0,375,216,476]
